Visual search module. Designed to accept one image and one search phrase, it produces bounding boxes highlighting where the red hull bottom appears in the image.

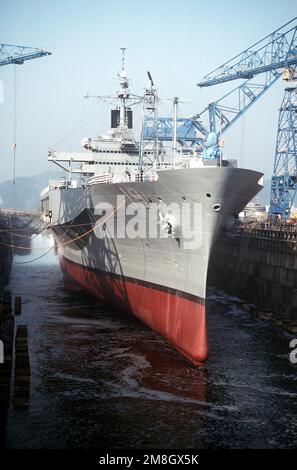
[60,256,208,364]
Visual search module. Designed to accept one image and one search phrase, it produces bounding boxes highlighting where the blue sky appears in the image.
[0,0,296,182]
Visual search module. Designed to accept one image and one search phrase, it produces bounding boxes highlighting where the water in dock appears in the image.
[2,233,297,449]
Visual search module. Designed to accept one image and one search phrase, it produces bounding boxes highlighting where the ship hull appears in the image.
[50,167,263,364]
[61,255,207,363]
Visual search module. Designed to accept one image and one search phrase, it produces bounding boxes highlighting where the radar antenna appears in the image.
[120,47,126,72]
[147,71,154,88]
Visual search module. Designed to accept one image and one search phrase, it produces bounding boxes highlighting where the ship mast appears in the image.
[172,97,179,169]
[139,71,159,168]
[118,47,129,130]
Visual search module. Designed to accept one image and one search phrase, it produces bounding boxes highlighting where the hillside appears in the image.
[0,171,59,210]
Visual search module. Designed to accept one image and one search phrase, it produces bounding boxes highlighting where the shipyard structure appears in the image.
[208,225,297,332]
[0,213,13,295]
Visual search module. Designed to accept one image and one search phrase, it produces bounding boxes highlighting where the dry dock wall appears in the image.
[0,214,13,294]
[208,227,297,328]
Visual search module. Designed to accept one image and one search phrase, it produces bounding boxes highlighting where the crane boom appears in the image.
[143,69,280,144]
[197,17,297,87]
[144,19,297,144]
[0,44,51,66]
[200,70,281,134]
[196,17,297,219]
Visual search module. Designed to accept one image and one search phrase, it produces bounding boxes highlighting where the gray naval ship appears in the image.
[41,50,263,364]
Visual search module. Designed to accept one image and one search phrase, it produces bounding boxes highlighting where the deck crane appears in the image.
[197,17,297,219]
[0,44,51,66]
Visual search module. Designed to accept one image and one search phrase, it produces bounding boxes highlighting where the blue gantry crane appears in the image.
[0,43,51,66]
[142,18,296,144]
[197,17,297,219]
[269,77,297,217]
[144,18,297,218]
[143,15,295,147]
[143,115,207,145]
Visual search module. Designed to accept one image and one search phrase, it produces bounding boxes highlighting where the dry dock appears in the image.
[1,232,297,449]
[0,214,13,294]
[208,225,297,331]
